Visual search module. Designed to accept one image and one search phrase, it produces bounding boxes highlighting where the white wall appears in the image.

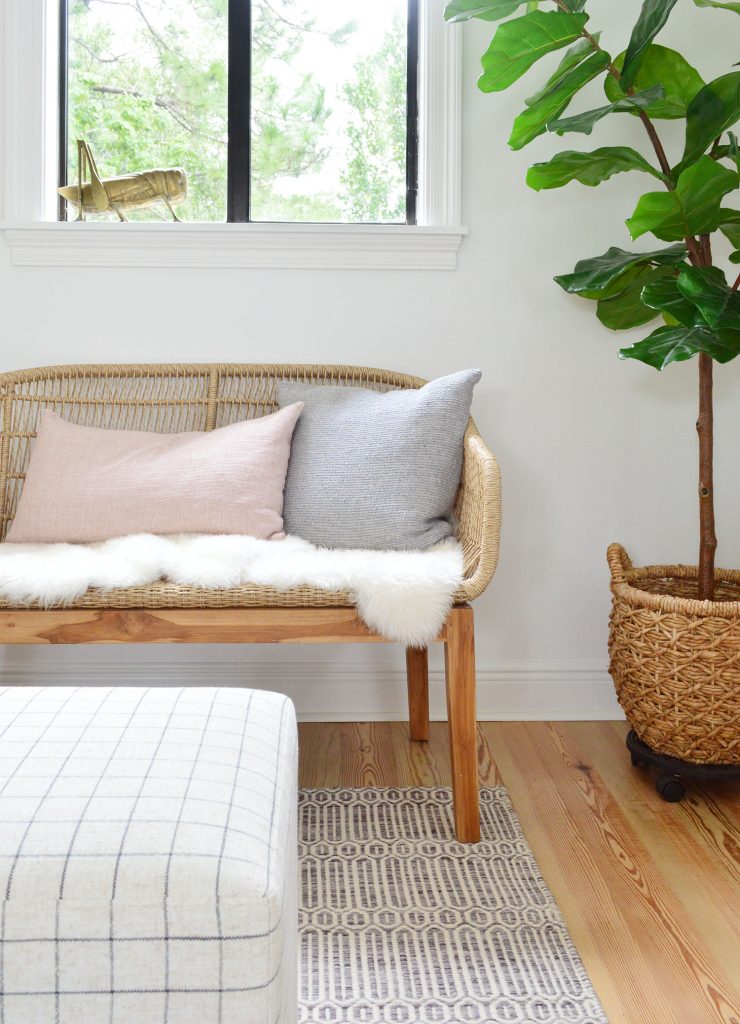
[0,1,738,719]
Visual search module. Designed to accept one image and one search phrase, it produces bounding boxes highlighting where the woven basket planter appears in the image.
[607,543,740,766]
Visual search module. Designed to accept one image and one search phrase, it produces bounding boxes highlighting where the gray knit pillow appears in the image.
[276,369,481,550]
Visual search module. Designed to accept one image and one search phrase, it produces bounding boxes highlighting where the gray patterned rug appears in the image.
[299,788,608,1024]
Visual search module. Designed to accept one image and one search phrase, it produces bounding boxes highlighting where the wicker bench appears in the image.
[0,363,501,843]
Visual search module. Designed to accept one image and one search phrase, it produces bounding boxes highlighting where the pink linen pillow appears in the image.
[6,405,303,544]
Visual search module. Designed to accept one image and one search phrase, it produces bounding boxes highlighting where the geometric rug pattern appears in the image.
[299,788,608,1023]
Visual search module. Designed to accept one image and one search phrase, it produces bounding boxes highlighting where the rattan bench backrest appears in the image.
[0,363,429,542]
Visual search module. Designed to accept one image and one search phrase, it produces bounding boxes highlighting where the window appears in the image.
[59,0,419,225]
[2,0,463,269]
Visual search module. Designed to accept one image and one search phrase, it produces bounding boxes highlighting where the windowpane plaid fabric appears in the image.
[0,686,298,1024]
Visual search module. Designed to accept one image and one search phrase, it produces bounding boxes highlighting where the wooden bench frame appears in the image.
[0,364,501,844]
[0,604,480,841]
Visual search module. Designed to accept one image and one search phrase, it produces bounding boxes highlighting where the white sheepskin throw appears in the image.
[0,534,464,647]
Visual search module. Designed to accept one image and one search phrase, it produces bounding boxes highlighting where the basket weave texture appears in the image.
[0,363,502,611]
[607,543,740,766]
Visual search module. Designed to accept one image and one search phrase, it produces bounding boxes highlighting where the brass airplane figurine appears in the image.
[58,140,188,222]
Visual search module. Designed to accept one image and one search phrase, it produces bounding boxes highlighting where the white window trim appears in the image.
[1,0,465,270]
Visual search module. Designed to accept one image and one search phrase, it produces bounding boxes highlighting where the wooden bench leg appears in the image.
[445,606,480,843]
[406,646,430,741]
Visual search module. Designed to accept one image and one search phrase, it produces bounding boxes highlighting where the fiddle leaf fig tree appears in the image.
[445,0,740,599]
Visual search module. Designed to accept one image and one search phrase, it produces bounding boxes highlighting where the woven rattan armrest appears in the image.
[454,428,502,602]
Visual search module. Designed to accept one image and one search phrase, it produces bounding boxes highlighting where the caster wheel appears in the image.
[656,775,685,802]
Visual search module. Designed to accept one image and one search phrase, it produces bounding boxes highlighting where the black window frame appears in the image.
[58,0,420,226]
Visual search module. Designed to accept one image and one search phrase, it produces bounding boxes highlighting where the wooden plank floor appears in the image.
[299,720,740,1024]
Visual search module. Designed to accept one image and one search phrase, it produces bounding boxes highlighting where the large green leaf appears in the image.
[509,52,610,149]
[554,243,687,293]
[680,73,740,171]
[578,264,646,301]
[596,266,671,329]
[527,146,664,189]
[478,11,589,93]
[548,86,664,135]
[677,266,740,330]
[719,208,740,248]
[620,0,680,91]
[604,46,705,119]
[444,0,528,23]
[619,323,740,368]
[525,35,599,106]
[626,156,738,241]
[641,274,697,326]
[693,0,740,12]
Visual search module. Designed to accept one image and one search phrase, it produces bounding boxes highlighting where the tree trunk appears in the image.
[697,353,716,600]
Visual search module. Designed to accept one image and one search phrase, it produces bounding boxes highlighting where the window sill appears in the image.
[0,222,467,270]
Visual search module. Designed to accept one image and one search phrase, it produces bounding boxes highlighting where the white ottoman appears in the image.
[0,686,298,1024]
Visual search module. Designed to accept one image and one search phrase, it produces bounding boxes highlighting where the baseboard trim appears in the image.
[0,656,624,721]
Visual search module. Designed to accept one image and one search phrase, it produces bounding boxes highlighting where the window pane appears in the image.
[250,0,409,224]
[64,1,411,224]
[66,0,228,222]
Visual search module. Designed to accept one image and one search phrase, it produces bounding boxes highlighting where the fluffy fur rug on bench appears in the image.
[0,534,464,646]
